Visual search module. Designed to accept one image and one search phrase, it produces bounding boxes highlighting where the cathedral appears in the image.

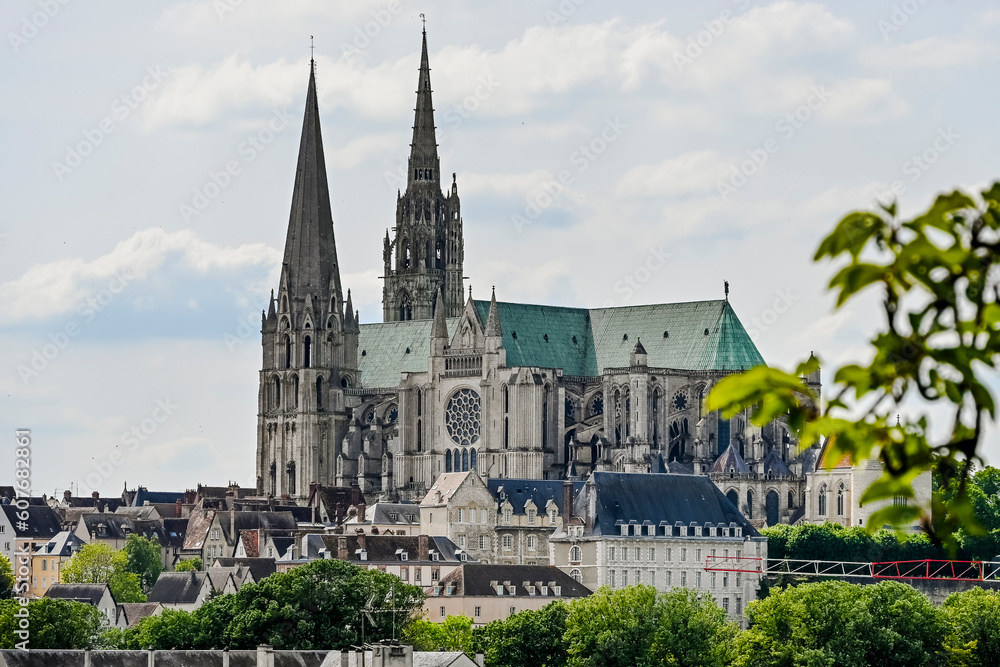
[255,29,833,526]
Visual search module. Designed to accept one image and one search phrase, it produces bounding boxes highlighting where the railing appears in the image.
[345,387,398,397]
[444,352,481,377]
[759,558,1000,581]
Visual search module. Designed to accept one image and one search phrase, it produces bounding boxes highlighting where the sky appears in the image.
[1,0,999,498]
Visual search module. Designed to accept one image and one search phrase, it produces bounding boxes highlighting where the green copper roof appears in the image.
[359,299,764,386]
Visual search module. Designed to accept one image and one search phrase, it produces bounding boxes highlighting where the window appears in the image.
[609,570,616,588]
[635,547,640,561]
[527,509,536,525]
[681,548,687,562]
[440,607,446,618]
[696,572,702,588]
[503,535,513,550]
[469,508,477,524]
[549,510,557,525]
[570,569,583,583]
[736,597,742,615]
[680,571,686,586]
[723,598,730,613]
[666,571,672,587]
[510,606,516,616]
[457,508,464,523]
[527,536,536,551]
[609,546,616,561]
[474,606,481,618]
[570,545,582,562]
[818,485,828,516]
[622,570,628,586]
[458,535,465,548]
[711,572,717,589]
[649,547,655,561]
[696,548,702,562]
[41,560,46,571]
[837,485,845,516]
[401,568,409,581]
[479,536,488,550]
[415,569,421,582]
[503,509,512,524]
[649,571,655,587]
[666,548,672,562]
[481,509,488,524]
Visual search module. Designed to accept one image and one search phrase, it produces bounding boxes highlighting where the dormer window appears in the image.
[430,551,440,562]
[389,513,399,521]
[357,549,368,561]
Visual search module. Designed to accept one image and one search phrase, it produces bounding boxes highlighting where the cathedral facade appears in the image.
[256,30,824,525]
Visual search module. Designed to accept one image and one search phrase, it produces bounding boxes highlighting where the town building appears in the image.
[549,472,767,620]
[419,472,495,563]
[46,583,118,627]
[29,530,84,598]
[427,563,590,624]
[488,479,583,565]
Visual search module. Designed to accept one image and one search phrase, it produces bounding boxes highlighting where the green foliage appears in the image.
[0,598,103,649]
[707,184,1000,547]
[762,522,943,562]
[474,601,569,667]
[563,585,734,667]
[112,558,424,650]
[736,580,945,667]
[123,534,163,591]
[404,614,475,654]
[936,465,1000,560]
[941,588,1000,667]
[61,542,145,603]
[174,557,202,572]
[0,553,14,599]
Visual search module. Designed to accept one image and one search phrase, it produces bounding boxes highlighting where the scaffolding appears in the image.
[703,557,1000,581]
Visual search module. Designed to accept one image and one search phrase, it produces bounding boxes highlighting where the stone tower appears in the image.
[256,60,358,500]
[382,28,465,322]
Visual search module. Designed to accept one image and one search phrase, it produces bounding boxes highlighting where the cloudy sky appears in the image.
[2,0,998,497]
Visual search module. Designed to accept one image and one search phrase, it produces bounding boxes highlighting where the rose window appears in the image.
[445,388,481,446]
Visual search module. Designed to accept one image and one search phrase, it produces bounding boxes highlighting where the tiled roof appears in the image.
[359,298,764,386]
[118,602,161,626]
[581,472,760,537]
[487,479,584,516]
[217,511,298,545]
[213,558,276,582]
[182,509,215,550]
[240,531,260,557]
[436,564,590,598]
[420,472,472,506]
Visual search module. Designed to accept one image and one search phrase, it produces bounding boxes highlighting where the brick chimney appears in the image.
[175,498,183,518]
[337,536,348,560]
[356,499,367,524]
[562,481,574,525]
[92,491,99,499]
[358,534,366,551]
[63,490,72,502]
[418,535,429,561]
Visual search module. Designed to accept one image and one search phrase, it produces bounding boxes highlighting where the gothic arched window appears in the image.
[283,335,291,369]
[417,419,422,452]
[746,490,754,519]
[818,485,828,516]
[504,417,509,449]
[316,377,323,410]
[502,385,509,413]
[269,461,276,496]
[445,449,452,473]
[303,335,311,368]
[542,386,550,448]
[292,375,299,409]
[273,377,281,409]
[837,484,845,516]
[462,448,469,472]
[470,448,477,470]
[286,461,296,496]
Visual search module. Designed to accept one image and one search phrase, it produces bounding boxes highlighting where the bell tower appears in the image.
[382,27,465,321]
[256,59,358,500]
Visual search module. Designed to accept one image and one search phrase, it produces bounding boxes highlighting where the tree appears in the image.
[123,534,163,591]
[475,601,569,667]
[564,585,660,667]
[405,614,475,654]
[649,588,737,667]
[61,542,145,603]
[175,557,202,572]
[941,587,1000,667]
[117,558,425,650]
[0,553,14,599]
[0,598,103,649]
[736,580,945,667]
[708,185,1000,547]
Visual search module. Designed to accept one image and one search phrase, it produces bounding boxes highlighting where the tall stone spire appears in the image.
[431,287,448,340]
[408,25,439,190]
[282,60,342,308]
[485,287,501,337]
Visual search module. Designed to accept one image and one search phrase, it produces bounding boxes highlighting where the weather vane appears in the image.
[310,35,315,61]
[420,13,426,32]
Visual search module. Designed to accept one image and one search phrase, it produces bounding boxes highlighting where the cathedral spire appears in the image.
[282,60,342,309]
[431,287,448,340]
[407,25,439,190]
[485,286,502,337]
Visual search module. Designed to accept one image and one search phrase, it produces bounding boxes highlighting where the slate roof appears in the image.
[131,487,185,507]
[762,450,793,476]
[412,653,476,667]
[709,444,751,475]
[580,472,760,537]
[62,496,125,512]
[213,558,276,582]
[308,534,463,562]
[147,571,207,604]
[487,479,584,515]
[266,536,294,559]
[78,514,166,543]
[436,564,590,598]
[37,530,85,557]
[1,504,61,540]
[162,518,188,548]
[347,502,420,526]
[216,511,298,545]
[359,298,764,386]
[46,583,111,606]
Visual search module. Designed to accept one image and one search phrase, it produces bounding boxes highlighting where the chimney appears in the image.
[229,510,235,548]
[358,499,367,523]
[92,491,100,499]
[337,536,348,560]
[63,490,72,502]
[175,498,183,518]
[418,535,429,561]
[358,534,366,551]
[562,480,574,525]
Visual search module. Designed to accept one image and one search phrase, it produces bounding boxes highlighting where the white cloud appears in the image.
[860,36,999,70]
[822,78,909,125]
[328,133,399,168]
[0,229,279,323]
[616,150,734,198]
